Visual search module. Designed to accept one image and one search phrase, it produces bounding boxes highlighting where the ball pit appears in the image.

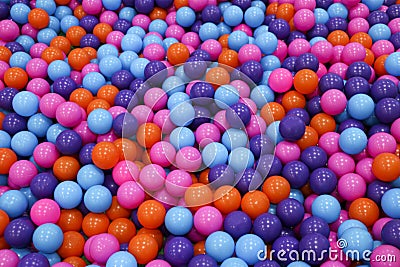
[0,0,400,266]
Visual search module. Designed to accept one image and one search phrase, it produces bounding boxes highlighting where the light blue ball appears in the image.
[167,92,190,110]
[16,35,35,52]
[0,130,11,148]
[54,6,72,20]
[218,22,232,36]
[119,51,138,70]
[202,142,229,168]
[102,0,121,10]
[54,181,83,209]
[130,58,149,79]
[163,37,179,51]
[77,164,105,190]
[12,91,39,117]
[219,2,232,14]
[9,52,31,69]
[250,85,274,108]
[47,60,71,81]
[82,72,106,95]
[288,262,311,267]
[28,113,53,138]
[143,35,163,47]
[228,30,249,52]
[106,251,138,267]
[235,234,265,265]
[347,94,374,120]
[174,65,190,83]
[176,6,196,27]
[40,252,61,266]
[255,32,278,55]
[49,16,61,33]
[221,258,248,267]
[381,188,400,218]
[228,147,255,173]
[11,131,38,157]
[162,76,185,96]
[261,71,272,85]
[266,121,283,144]
[199,22,219,41]
[310,37,327,46]
[149,19,168,36]
[33,223,63,253]
[46,124,68,144]
[97,44,119,60]
[337,219,368,238]
[127,26,146,38]
[37,29,57,46]
[362,0,384,11]
[165,206,193,236]
[314,8,330,24]
[36,0,56,15]
[170,102,195,127]
[289,189,304,204]
[368,24,391,42]
[11,248,30,259]
[0,190,28,218]
[84,185,112,213]
[261,55,281,71]
[341,228,373,260]
[10,3,30,24]
[335,109,350,123]
[20,187,37,210]
[223,5,243,27]
[222,128,248,151]
[215,85,240,109]
[252,1,266,12]
[119,7,136,22]
[268,204,277,214]
[244,6,264,28]
[169,127,195,150]
[99,55,122,78]
[311,195,341,223]
[60,15,79,33]
[327,3,348,19]
[205,231,235,262]
[391,177,400,188]
[339,127,368,155]
[384,52,400,77]
[87,108,113,135]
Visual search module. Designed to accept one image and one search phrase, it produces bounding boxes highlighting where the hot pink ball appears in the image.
[370,245,400,267]
[112,160,139,186]
[195,123,221,148]
[26,58,48,79]
[108,106,127,119]
[132,14,151,31]
[150,141,176,167]
[165,12,176,26]
[73,121,97,145]
[90,233,120,265]
[372,218,391,240]
[97,130,118,143]
[329,241,351,267]
[116,181,145,209]
[294,0,316,10]
[21,23,38,39]
[347,18,369,36]
[337,173,366,201]
[342,42,366,65]
[367,132,397,157]
[288,39,311,57]
[175,147,202,172]
[246,115,267,138]
[0,61,9,80]
[330,45,344,64]
[328,152,356,177]
[26,78,50,97]
[275,141,301,164]
[165,25,185,41]
[69,0,79,9]
[81,63,99,77]
[181,32,200,48]
[56,101,82,128]
[356,157,376,184]
[146,259,172,267]
[39,93,66,118]
[388,18,400,34]
[33,142,60,169]
[233,24,253,36]
[390,118,400,142]
[30,198,61,226]
[131,105,154,125]
[100,11,118,25]
[231,80,250,98]
[321,261,346,267]
[320,89,347,115]
[52,263,74,267]
[268,68,293,93]
[8,160,38,188]
[240,98,257,114]
[143,44,166,61]
[153,109,175,134]
[329,63,348,79]
[293,9,315,31]
[106,31,124,49]
[329,231,338,243]
[273,40,288,61]
[194,206,223,236]
[144,87,168,111]
[342,0,360,7]
[201,39,222,61]
[371,40,395,58]
[0,249,19,267]
[238,44,262,64]
[0,20,19,41]
[316,63,328,78]
[82,0,102,15]
[70,71,82,85]
[165,169,192,197]
[139,164,166,191]
[188,0,208,11]
[154,188,178,208]
[349,3,370,19]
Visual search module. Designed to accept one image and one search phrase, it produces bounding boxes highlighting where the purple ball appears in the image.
[113,19,131,34]
[375,98,400,124]
[5,42,24,53]
[307,23,329,39]
[240,60,263,83]
[235,168,263,194]
[103,174,119,196]
[79,15,99,33]
[189,105,211,130]
[111,70,134,90]
[77,200,90,216]
[188,255,218,267]
[30,172,59,199]
[52,76,77,100]
[122,0,134,7]
[367,181,392,205]
[319,73,344,93]
[279,115,306,142]
[184,58,207,80]
[309,168,337,195]
[256,154,282,178]
[201,5,221,24]
[0,2,10,20]
[223,211,252,239]
[164,237,194,266]
[338,119,365,133]
[287,31,306,44]
[254,260,280,267]
[300,216,330,238]
[367,10,389,26]
[306,96,322,117]
[189,82,214,106]
[114,90,135,109]
[282,161,309,189]
[326,17,348,32]
[381,219,400,249]
[113,112,138,138]
[144,60,167,86]
[208,164,235,189]
[316,0,333,9]
[190,20,202,33]
[281,56,297,72]
[299,233,330,265]
[55,130,82,155]
[134,0,154,14]
[4,217,35,248]
[0,87,18,111]
[232,0,251,10]
[272,236,299,264]
[155,0,173,9]
[226,103,252,128]
[80,34,101,49]
[280,227,296,237]
[295,53,319,72]
[253,213,283,243]
[268,19,290,40]
[346,61,372,80]
[286,108,310,125]
[300,146,328,170]
[276,198,305,227]
[2,113,28,135]
[18,253,50,267]
[191,49,211,62]
[371,79,398,102]
[390,32,400,50]
[387,4,400,20]
[368,124,391,137]
[130,78,145,93]
[344,77,370,98]
[264,15,276,27]
[249,134,275,159]
[79,143,95,165]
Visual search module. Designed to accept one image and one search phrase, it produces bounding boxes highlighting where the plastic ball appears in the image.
[18,253,50,267]
[106,251,138,267]
[0,190,28,218]
[381,189,400,219]
[311,195,341,223]
[54,181,83,209]
[235,234,265,265]
[32,223,63,253]
[205,231,235,262]
[165,206,193,236]
[341,227,373,259]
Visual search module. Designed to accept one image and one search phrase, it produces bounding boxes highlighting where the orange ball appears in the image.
[28,8,49,29]
[199,169,210,184]
[184,183,214,208]
[106,196,131,220]
[327,30,350,46]
[136,123,162,149]
[167,43,190,65]
[93,23,113,43]
[53,156,80,181]
[205,67,230,88]
[0,210,9,236]
[174,0,188,9]
[136,228,164,250]
[70,88,94,109]
[0,46,12,62]
[218,34,230,49]
[113,138,137,162]
[241,191,270,220]
[276,3,295,21]
[0,236,10,250]
[108,218,136,244]
[73,5,86,20]
[55,0,71,5]
[50,36,71,55]
[58,209,83,232]
[310,113,336,136]
[262,102,285,123]
[4,67,28,90]
[0,148,17,175]
[92,142,120,170]
[218,49,239,69]
[296,126,319,150]
[372,153,400,182]
[374,55,389,76]
[150,7,167,20]
[86,99,111,114]
[262,176,291,204]
[266,2,278,15]
[364,48,375,66]
[82,213,110,237]
[0,112,4,130]
[57,231,85,258]
[82,47,97,60]
[128,234,159,264]
[349,198,380,227]
[137,200,166,229]
[213,186,241,214]
[66,26,87,47]
[97,85,119,105]
[67,48,90,71]
[293,69,319,95]
[350,32,373,49]
[41,47,64,64]
[282,90,306,111]
[194,240,206,256]
[63,256,86,267]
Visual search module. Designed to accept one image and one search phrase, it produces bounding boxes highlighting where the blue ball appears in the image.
[10,3,30,24]
[222,128,248,151]
[162,76,185,96]
[244,6,264,28]
[205,231,235,262]
[167,92,190,110]
[337,219,368,238]
[16,35,35,52]
[27,114,53,138]
[99,55,123,78]
[339,127,368,155]
[175,65,190,83]
[36,0,56,15]
[47,60,71,81]
[165,206,193,236]
[218,22,232,35]
[48,16,60,32]
[340,228,373,260]
[60,15,79,33]
[40,252,61,266]
[77,164,105,190]
[228,30,249,52]
[289,189,305,204]
[327,3,348,19]
[87,108,113,135]
[223,5,243,27]
[102,0,121,10]
[11,131,38,157]
[347,94,375,120]
[106,251,137,267]
[9,51,31,69]
[235,234,265,265]
[199,22,219,41]
[20,187,38,210]
[176,6,196,27]
[143,34,163,47]
[202,142,229,168]
[228,147,255,173]
[0,190,28,218]
[54,181,83,209]
[215,85,240,109]
[82,72,106,95]
[0,130,11,148]
[250,85,274,109]
[46,124,67,144]
[169,127,195,150]
[130,58,149,79]
[266,121,284,144]
[169,102,195,127]
[384,52,400,76]
[127,26,146,38]
[255,32,278,55]
[362,0,384,11]
[12,91,39,117]
[381,188,400,218]
[55,6,72,20]
[84,185,112,213]
[119,51,139,70]
[97,44,119,60]
[119,7,136,22]
[221,258,248,267]
[149,19,168,36]
[32,223,63,253]
[368,24,391,42]
[261,56,281,72]
[311,194,341,223]
[163,37,179,50]
[314,8,330,24]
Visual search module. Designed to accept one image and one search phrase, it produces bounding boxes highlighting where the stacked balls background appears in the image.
[0,0,400,266]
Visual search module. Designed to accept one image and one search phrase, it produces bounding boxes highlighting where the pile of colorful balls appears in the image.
[0,0,400,266]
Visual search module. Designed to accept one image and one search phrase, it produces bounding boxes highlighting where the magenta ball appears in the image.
[275,141,301,164]
[320,89,347,116]
[139,164,166,192]
[175,147,202,172]
[293,9,315,31]
[268,68,293,93]
[370,245,400,267]
[337,173,367,202]
[367,133,397,157]
[89,233,120,265]
[8,160,38,188]
[327,152,355,177]
[33,142,60,169]
[116,181,145,209]
[372,218,392,240]
[194,206,223,236]
[30,199,61,225]
[112,161,139,186]
[0,20,19,41]
[165,170,193,197]
[150,141,176,167]
[0,249,19,267]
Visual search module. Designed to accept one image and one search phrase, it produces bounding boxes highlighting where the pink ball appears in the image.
[188,0,208,11]
[112,160,139,186]
[367,132,397,157]
[329,241,351,267]
[388,18,400,34]
[194,206,223,236]
[328,152,356,177]
[214,110,230,133]
[21,23,38,39]
[370,245,400,267]
[342,0,360,7]
[233,24,253,36]
[372,218,391,240]
[52,263,74,267]
[8,160,37,188]
[33,142,60,169]
[293,9,315,31]
[97,130,118,142]
[73,121,97,145]
[146,259,172,267]
[316,63,328,78]
[116,181,145,209]
[268,68,293,93]
[371,40,395,58]
[246,115,267,139]
[82,0,102,15]
[26,78,50,97]
[349,3,370,19]
[329,63,348,79]
[100,11,118,25]
[356,157,376,184]
[337,173,366,201]
[275,141,301,164]
[187,227,205,243]
[165,169,192,197]
[175,147,202,172]
[84,236,95,262]
[56,101,82,128]
[391,118,400,142]
[0,249,19,267]
[154,188,178,209]
[132,14,151,31]
[26,58,48,79]
[68,0,79,9]
[0,61,9,80]
[288,39,311,57]
[0,20,19,41]
[165,25,185,41]
[153,109,175,134]
[348,18,369,36]
[131,105,154,125]
[330,45,344,64]
[329,231,337,243]
[181,32,200,48]
[320,89,347,115]
[143,44,166,61]
[89,233,120,265]
[231,80,250,98]
[70,71,82,85]
[81,63,99,77]
[150,140,174,167]
[294,0,316,10]
[144,87,168,111]
[165,12,176,26]
[238,44,262,64]
[240,98,257,114]
[321,261,346,267]
[30,198,61,225]
[273,40,288,61]
[30,43,48,58]
[108,106,127,119]
[138,164,166,191]
[195,123,221,148]
[201,40,222,61]
[106,31,124,50]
